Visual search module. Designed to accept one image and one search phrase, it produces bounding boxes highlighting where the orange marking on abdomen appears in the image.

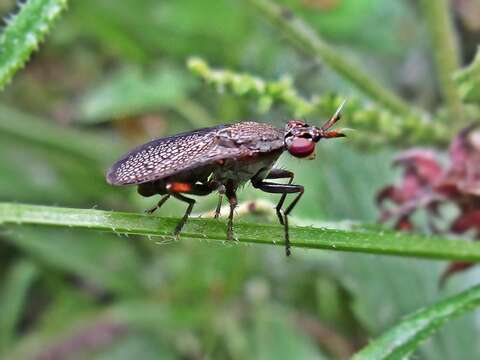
[166,182,192,193]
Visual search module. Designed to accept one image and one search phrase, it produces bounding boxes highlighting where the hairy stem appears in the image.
[0,0,68,89]
[419,0,465,122]
[189,58,450,147]
[247,0,412,116]
[2,203,480,261]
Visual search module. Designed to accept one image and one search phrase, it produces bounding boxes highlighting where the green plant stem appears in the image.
[0,0,69,89]
[2,203,480,261]
[455,46,480,104]
[247,0,412,116]
[419,0,465,122]
[188,58,450,147]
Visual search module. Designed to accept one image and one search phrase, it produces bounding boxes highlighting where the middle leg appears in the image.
[225,181,238,241]
[214,184,226,219]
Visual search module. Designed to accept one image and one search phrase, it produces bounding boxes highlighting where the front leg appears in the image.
[265,169,294,225]
[252,172,304,256]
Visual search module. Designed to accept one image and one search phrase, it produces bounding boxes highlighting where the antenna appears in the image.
[321,99,347,131]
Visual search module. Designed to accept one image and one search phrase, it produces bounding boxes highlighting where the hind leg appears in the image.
[171,193,196,237]
[163,182,215,237]
[145,194,170,214]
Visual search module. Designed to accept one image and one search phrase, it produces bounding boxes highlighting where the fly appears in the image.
[107,101,347,256]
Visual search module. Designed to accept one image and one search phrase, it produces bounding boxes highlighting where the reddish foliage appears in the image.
[378,125,480,284]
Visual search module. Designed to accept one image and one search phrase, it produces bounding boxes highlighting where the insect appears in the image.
[106,101,346,256]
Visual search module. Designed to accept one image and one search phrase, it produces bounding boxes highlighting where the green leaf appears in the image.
[3,227,143,296]
[251,306,327,360]
[76,65,195,123]
[0,0,68,89]
[328,254,480,359]
[7,300,207,359]
[0,104,121,164]
[5,286,105,359]
[0,260,38,353]
[352,284,480,360]
[70,0,252,63]
[0,105,121,204]
[93,333,176,360]
[2,203,480,261]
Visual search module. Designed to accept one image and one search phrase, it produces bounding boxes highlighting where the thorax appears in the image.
[212,148,283,186]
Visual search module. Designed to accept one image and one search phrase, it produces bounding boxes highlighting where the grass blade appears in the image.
[0,260,38,353]
[0,104,121,164]
[2,203,480,261]
[352,284,480,360]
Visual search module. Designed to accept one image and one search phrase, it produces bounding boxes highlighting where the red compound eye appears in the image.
[288,137,315,158]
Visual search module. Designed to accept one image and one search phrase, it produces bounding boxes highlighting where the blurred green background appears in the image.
[1,0,480,359]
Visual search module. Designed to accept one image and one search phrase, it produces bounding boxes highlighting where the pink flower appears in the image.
[377,125,480,284]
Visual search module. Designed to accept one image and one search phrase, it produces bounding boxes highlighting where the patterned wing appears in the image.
[106,122,284,185]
